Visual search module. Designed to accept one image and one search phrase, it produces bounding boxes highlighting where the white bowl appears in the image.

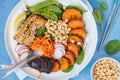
[5,0,97,80]
[91,57,120,80]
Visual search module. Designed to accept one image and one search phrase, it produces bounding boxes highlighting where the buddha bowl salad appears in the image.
[14,0,87,73]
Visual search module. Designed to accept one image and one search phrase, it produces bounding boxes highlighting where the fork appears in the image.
[0,51,39,78]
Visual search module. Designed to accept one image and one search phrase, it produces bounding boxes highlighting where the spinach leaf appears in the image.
[36,27,46,37]
[66,5,87,14]
[62,65,74,73]
[96,0,108,10]
[99,1,108,10]
[39,5,62,13]
[104,40,120,56]
[93,8,104,31]
[76,49,85,65]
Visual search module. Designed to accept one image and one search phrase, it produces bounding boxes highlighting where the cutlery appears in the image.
[103,6,120,44]
[99,0,118,49]
[0,64,13,69]
[0,51,39,78]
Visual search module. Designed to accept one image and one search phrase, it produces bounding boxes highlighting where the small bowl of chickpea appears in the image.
[91,57,120,80]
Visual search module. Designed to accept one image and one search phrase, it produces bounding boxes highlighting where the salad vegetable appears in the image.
[76,49,85,65]
[62,65,74,73]
[35,27,47,37]
[62,9,82,21]
[53,43,65,59]
[30,0,58,12]
[93,8,104,32]
[66,5,87,14]
[39,5,62,13]
[13,0,87,73]
[15,44,29,61]
[104,40,120,56]
[30,37,54,58]
[96,0,108,10]
[40,11,58,21]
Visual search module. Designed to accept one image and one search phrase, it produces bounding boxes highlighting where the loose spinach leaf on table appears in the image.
[96,0,108,10]
[99,1,108,10]
[93,8,104,32]
[104,40,120,56]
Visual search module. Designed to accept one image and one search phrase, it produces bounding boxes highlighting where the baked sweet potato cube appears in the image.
[52,60,60,72]
[68,35,83,48]
[64,52,75,65]
[66,43,79,58]
[58,57,70,71]
[70,29,87,40]
[62,9,82,21]
[68,20,85,29]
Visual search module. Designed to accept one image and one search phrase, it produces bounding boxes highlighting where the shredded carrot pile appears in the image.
[30,37,54,58]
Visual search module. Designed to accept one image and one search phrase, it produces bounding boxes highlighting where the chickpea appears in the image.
[93,59,120,80]
[71,40,75,43]
[77,42,82,45]
[45,20,71,44]
[68,28,71,31]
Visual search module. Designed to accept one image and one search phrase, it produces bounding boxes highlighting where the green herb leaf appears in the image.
[104,40,120,56]
[62,65,74,73]
[36,27,46,37]
[93,8,104,31]
[50,34,55,41]
[99,1,108,10]
[76,49,85,65]
[66,5,87,14]
[67,33,72,36]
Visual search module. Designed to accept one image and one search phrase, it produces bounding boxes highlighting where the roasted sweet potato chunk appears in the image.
[68,20,84,29]
[62,9,82,21]
[52,60,60,72]
[64,52,75,65]
[68,35,83,48]
[58,57,70,71]
[66,51,76,60]
[70,29,87,40]
[66,43,79,58]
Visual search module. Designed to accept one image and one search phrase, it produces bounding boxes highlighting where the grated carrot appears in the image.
[30,37,54,58]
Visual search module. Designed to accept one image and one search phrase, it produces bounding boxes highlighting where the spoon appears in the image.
[0,51,40,78]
